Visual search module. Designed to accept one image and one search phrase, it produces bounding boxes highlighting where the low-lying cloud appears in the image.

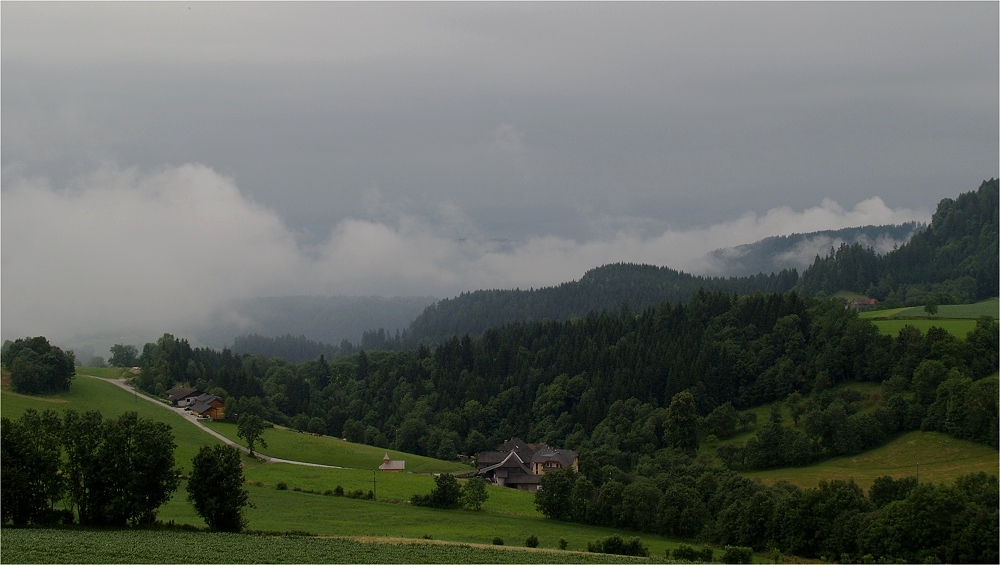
[2,164,930,346]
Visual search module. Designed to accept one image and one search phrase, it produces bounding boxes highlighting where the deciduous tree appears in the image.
[187,445,251,532]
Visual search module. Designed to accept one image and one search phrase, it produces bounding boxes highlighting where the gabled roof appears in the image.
[477,450,532,476]
[166,386,200,402]
[530,447,578,467]
[379,453,405,470]
[189,395,223,414]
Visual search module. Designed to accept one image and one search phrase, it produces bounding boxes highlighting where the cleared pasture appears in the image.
[0,375,223,472]
[204,420,471,474]
[858,298,998,320]
[154,483,683,557]
[240,462,541,516]
[743,430,999,491]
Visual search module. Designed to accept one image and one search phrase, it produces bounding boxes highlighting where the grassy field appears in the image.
[859,298,999,320]
[858,298,998,338]
[77,366,134,379]
[0,374,223,473]
[153,482,686,558]
[204,420,471,474]
[0,528,667,564]
[238,463,541,516]
[743,430,999,491]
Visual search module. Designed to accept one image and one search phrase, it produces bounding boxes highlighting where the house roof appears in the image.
[189,395,223,414]
[166,386,199,402]
[530,447,578,467]
[379,454,405,470]
[477,450,532,476]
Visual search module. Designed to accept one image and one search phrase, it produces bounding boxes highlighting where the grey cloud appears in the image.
[1,165,930,346]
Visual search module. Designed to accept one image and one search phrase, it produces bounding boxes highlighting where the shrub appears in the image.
[334,485,344,496]
[722,545,753,564]
[525,535,539,548]
[323,490,334,496]
[559,538,568,550]
[588,535,648,557]
[673,544,714,562]
[275,482,287,491]
[492,537,504,545]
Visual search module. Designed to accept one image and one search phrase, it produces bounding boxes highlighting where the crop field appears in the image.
[204,420,471,474]
[0,375,223,472]
[743,430,999,491]
[0,528,665,564]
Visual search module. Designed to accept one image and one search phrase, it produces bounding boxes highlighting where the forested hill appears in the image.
[404,265,798,345]
[798,178,999,304]
[706,222,922,277]
[405,179,997,345]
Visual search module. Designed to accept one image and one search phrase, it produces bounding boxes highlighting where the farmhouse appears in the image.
[188,393,225,419]
[166,385,201,407]
[848,297,879,311]
[476,438,578,492]
[378,453,405,472]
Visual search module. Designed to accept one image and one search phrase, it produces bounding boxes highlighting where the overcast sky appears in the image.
[2,2,997,346]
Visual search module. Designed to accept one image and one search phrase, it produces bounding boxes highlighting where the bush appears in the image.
[525,535,539,548]
[334,485,344,496]
[275,482,287,490]
[323,490,334,496]
[559,538,568,550]
[492,537,504,545]
[673,544,714,562]
[587,535,649,557]
[722,545,753,564]
[410,473,461,508]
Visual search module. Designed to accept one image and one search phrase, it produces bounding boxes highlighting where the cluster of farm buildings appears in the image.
[164,386,574,491]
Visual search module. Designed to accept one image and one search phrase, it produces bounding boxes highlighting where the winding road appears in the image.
[90,374,343,469]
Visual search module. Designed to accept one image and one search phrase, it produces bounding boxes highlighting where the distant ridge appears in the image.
[704,223,923,278]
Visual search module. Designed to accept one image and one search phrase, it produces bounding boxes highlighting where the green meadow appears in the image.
[153,482,682,557]
[0,373,223,473]
[743,430,1000,491]
[203,420,471,474]
[859,297,998,338]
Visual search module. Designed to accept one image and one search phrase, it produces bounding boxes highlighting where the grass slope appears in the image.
[0,374,223,473]
[742,430,999,491]
[204,420,470,474]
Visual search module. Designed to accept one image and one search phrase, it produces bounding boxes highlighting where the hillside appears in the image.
[798,178,999,304]
[404,264,798,345]
[401,181,994,346]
